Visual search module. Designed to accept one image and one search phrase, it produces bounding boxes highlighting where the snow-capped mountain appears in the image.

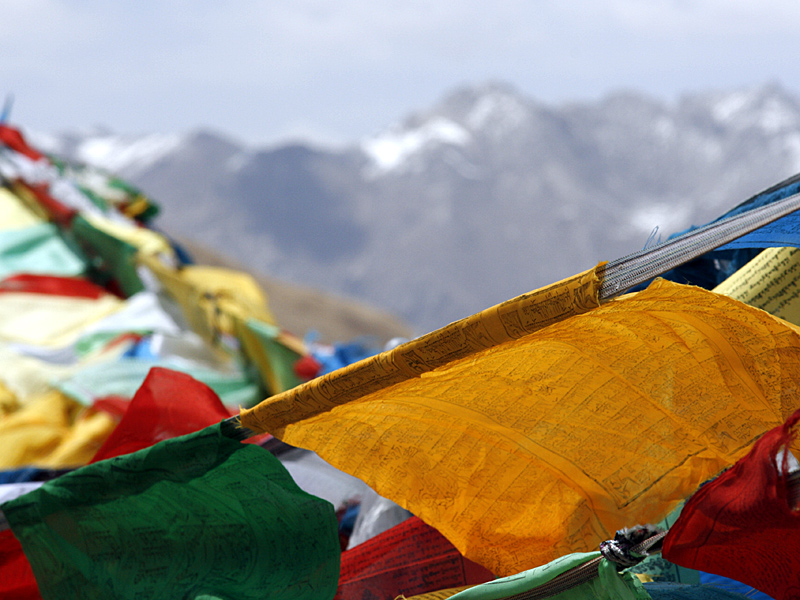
[27,82,800,333]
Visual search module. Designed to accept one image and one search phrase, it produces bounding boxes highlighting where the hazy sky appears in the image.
[3,0,799,147]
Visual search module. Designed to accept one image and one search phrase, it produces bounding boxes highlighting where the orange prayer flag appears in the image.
[241,275,800,576]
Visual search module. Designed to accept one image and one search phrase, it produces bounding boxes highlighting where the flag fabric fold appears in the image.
[241,278,800,576]
[0,529,40,600]
[663,409,800,600]
[335,515,494,599]
[1,423,341,600]
[242,265,604,434]
[89,366,233,463]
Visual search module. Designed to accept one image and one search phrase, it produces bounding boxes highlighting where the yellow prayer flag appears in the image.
[714,246,800,325]
[139,253,276,346]
[0,390,116,469]
[243,266,603,431]
[84,213,174,258]
[0,382,19,416]
[6,181,50,222]
[241,275,800,576]
[0,187,44,231]
[0,292,122,347]
[235,317,306,395]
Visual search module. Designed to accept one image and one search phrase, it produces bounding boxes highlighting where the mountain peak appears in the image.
[360,83,533,174]
[684,82,800,134]
[360,116,471,174]
[28,81,800,331]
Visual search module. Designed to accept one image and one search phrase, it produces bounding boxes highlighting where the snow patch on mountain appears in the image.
[75,133,184,175]
[710,87,800,133]
[362,117,470,173]
[466,90,528,133]
[654,116,677,141]
[225,150,256,173]
[711,91,754,123]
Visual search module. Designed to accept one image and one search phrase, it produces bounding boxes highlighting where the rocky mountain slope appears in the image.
[30,82,800,332]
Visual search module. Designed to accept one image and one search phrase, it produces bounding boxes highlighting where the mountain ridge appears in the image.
[26,82,800,332]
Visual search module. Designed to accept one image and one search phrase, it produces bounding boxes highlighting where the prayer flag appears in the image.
[663,409,800,600]
[138,253,277,346]
[0,391,116,470]
[0,286,121,347]
[0,274,107,300]
[2,423,341,600]
[446,552,648,600]
[68,215,145,297]
[89,367,232,462]
[241,277,800,576]
[713,247,800,326]
[238,318,305,394]
[335,516,494,600]
[0,125,45,161]
[0,529,40,600]
[0,223,85,281]
[0,187,45,232]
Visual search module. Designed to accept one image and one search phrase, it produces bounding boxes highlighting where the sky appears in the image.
[3,0,800,148]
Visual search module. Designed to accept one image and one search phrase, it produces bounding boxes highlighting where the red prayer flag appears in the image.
[17,182,77,227]
[91,395,132,420]
[663,408,800,600]
[0,274,108,300]
[0,125,45,161]
[0,529,41,600]
[90,367,232,463]
[335,516,494,600]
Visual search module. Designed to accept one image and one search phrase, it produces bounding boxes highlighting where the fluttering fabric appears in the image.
[0,368,246,599]
[1,119,306,435]
[718,173,800,250]
[242,278,800,576]
[0,287,121,347]
[56,355,260,408]
[448,552,648,600]
[0,187,42,232]
[2,423,341,600]
[335,516,494,599]
[0,224,85,281]
[0,529,40,600]
[238,318,304,394]
[0,368,242,600]
[0,274,107,300]
[0,391,116,469]
[713,247,800,327]
[138,253,277,345]
[663,409,800,600]
[636,172,800,291]
[0,124,45,160]
[89,367,232,463]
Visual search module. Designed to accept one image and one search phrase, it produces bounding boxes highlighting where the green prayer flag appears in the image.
[450,553,650,600]
[2,422,341,600]
[0,223,86,280]
[69,215,144,297]
[243,318,304,394]
[57,357,261,408]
